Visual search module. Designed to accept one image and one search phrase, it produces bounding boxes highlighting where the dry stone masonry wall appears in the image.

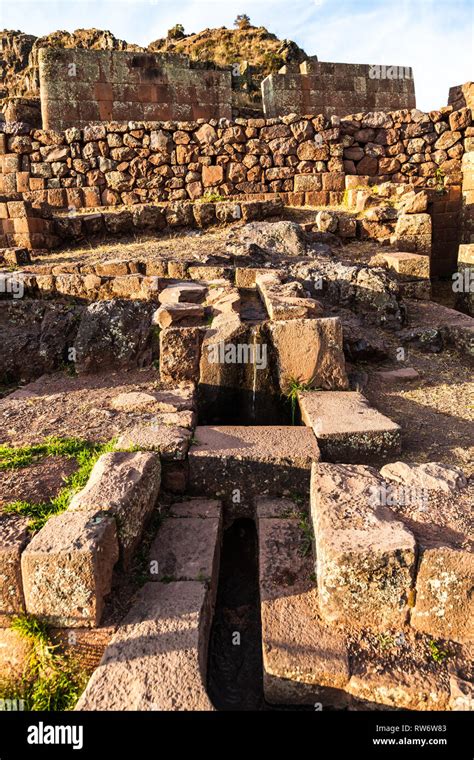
[0,104,471,211]
[262,59,416,118]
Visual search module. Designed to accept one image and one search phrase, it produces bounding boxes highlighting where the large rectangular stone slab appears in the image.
[310,463,416,629]
[75,581,214,711]
[0,515,30,622]
[21,511,118,628]
[69,451,161,569]
[299,390,401,463]
[189,426,320,519]
[258,509,350,706]
[266,318,348,392]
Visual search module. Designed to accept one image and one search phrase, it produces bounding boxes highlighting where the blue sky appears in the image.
[1,0,473,111]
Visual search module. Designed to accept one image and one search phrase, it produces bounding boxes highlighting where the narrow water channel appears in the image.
[207,518,265,710]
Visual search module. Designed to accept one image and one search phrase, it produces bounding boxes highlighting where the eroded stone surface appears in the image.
[267,318,348,392]
[116,424,191,461]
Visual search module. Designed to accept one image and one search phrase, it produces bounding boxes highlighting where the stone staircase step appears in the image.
[148,499,222,585]
[298,390,401,463]
[75,581,214,711]
[189,426,320,519]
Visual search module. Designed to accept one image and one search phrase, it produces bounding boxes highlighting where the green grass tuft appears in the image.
[1,615,87,711]
[3,438,118,532]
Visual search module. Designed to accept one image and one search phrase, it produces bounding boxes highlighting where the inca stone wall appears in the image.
[38,48,233,130]
[0,105,468,208]
[261,60,416,118]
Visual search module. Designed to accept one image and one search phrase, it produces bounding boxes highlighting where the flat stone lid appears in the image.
[189,425,320,464]
[298,390,400,437]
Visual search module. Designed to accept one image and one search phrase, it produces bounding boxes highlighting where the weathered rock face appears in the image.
[310,462,417,629]
[74,300,155,373]
[290,258,403,327]
[266,317,348,391]
[0,300,82,383]
[380,461,467,493]
[226,220,307,258]
[378,462,473,643]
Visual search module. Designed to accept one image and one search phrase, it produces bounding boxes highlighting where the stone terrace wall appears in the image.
[0,106,470,213]
[261,60,416,118]
[38,48,232,129]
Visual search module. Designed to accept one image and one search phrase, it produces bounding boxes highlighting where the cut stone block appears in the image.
[153,303,205,328]
[169,498,221,519]
[189,425,320,519]
[310,463,416,629]
[116,424,191,461]
[235,267,285,289]
[412,547,474,642]
[379,467,473,642]
[21,510,118,628]
[69,451,161,568]
[0,515,30,621]
[152,386,195,412]
[158,282,207,304]
[258,511,350,706]
[372,251,430,279]
[148,510,221,583]
[159,326,204,384]
[457,244,474,266]
[256,272,322,320]
[299,391,401,463]
[0,627,34,684]
[393,213,431,255]
[347,653,450,711]
[198,313,248,414]
[75,581,214,711]
[267,317,348,392]
[380,461,467,493]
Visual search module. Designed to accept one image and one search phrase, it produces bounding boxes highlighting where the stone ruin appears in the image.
[0,49,473,713]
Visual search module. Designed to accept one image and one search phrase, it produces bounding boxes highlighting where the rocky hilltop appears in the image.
[0,23,307,104]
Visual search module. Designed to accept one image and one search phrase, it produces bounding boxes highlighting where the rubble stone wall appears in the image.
[38,48,233,129]
[261,61,416,118]
[0,105,470,210]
